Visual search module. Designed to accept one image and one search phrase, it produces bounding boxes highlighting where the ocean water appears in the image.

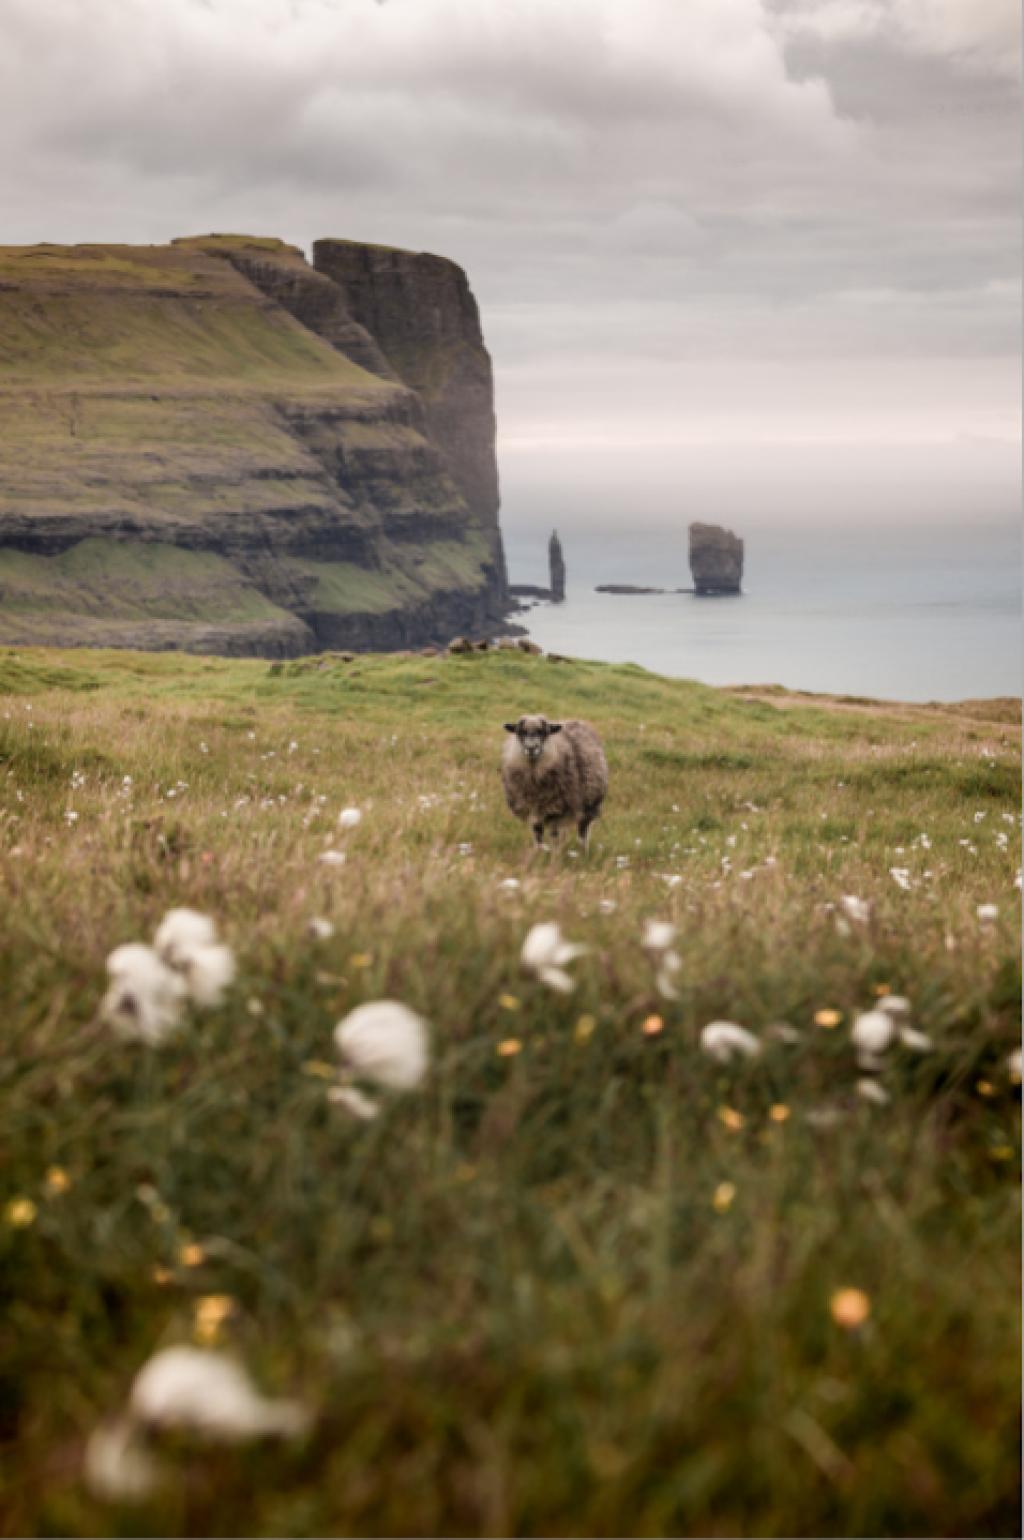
[502,519,1022,703]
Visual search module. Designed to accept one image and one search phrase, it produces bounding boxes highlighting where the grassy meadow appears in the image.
[0,644,1020,1537]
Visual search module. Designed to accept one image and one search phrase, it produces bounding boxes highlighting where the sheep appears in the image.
[501,714,608,850]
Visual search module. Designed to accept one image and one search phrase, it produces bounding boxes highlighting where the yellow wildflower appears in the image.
[302,1059,339,1081]
[712,1181,736,1212]
[830,1287,871,1329]
[497,1038,522,1057]
[5,1197,37,1228]
[193,1294,235,1345]
[717,1106,745,1131]
[814,1008,843,1029]
[574,1014,597,1044]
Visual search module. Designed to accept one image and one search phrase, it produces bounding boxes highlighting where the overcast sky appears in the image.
[1,0,1019,528]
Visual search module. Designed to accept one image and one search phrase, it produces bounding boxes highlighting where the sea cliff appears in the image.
[0,234,510,654]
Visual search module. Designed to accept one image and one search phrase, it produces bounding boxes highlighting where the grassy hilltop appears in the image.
[0,646,1020,1537]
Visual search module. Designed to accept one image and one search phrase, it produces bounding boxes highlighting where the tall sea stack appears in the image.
[549,529,566,602]
[689,522,743,595]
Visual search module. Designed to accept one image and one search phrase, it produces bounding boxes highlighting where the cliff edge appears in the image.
[0,234,510,655]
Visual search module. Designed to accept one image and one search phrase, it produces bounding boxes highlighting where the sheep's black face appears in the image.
[504,715,563,762]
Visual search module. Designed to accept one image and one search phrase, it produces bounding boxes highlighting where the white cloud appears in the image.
[0,0,1016,472]
[774,0,1020,76]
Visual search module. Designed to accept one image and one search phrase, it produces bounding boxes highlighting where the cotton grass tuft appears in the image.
[154,908,235,1009]
[101,944,188,1046]
[128,1346,311,1442]
[850,1010,895,1056]
[334,1001,429,1092]
[700,1021,761,1064]
[521,922,587,994]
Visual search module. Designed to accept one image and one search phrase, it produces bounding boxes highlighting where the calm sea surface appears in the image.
[502,519,1021,703]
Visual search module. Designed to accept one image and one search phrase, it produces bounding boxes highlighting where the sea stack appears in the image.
[549,530,566,602]
[688,522,743,595]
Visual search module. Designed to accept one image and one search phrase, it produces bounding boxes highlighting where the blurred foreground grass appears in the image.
[0,645,1020,1537]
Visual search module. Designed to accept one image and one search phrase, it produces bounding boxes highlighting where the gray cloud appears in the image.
[0,0,1017,516]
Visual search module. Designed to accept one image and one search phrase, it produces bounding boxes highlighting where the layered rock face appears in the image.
[313,240,506,592]
[0,234,511,655]
[689,523,744,595]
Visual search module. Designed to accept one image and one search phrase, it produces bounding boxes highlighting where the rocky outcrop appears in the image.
[596,585,677,595]
[0,235,513,655]
[549,530,566,602]
[689,523,744,595]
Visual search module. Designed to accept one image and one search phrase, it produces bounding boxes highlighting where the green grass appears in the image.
[0,541,291,624]
[0,241,387,389]
[0,647,1019,1537]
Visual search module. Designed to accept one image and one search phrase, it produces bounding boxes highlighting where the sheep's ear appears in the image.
[548,722,563,735]
[503,722,517,733]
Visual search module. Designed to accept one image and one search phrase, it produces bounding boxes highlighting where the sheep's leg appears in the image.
[531,820,546,849]
[578,803,600,852]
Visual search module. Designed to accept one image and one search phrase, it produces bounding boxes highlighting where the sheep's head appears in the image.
[504,714,563,762]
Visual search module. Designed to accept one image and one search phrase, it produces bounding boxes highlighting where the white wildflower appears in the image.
[805,1105,844,1129]
[307,917,335,941]
[839,895,871,925]
[641,919,676,953]
[498,878,521,893]
[154,909,235,1008]
[101,944,187,1046]
[338,807,363,830]
[334,1001,429,1091]
[700,1021,761,1064]
[976,903,999,925]
[129,1346,310,1442]
[318,850,347,867]
[1007,1048,1021,1083]
[876,995,911,1020]
[83,1419,161,1502]
[598,899,618,915]
[851,1010,895,1056]
[856,1078,890,1106]
[899,1026,934,1053]
[889,868,912,891]
[656,950,683,1000]
[521,922,587,994]
[326,1084,380,1120]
